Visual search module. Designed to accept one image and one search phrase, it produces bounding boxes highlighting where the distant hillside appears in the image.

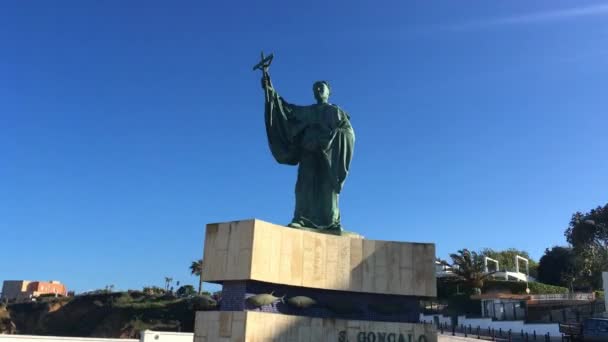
[1,292,216,338]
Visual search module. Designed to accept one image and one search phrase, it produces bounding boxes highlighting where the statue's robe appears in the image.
[264,86,355,231]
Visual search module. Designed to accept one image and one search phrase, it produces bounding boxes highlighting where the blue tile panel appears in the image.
[219,280,421,323]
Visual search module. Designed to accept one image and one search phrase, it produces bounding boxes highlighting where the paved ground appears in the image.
[439,335,482,341]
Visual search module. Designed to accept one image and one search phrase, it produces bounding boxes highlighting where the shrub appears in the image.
[127,290,146,299]
[528,282,569,294]
[143,286,166,295]
[176,285,196,298]
[483,280,568,294]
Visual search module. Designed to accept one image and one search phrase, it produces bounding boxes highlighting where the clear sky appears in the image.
[1,0,607,293]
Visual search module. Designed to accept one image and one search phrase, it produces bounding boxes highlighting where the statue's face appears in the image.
[314,83,330,103]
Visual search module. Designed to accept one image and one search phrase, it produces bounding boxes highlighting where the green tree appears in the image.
[449,249,491,293]
[565,204,608,249]
[190,259,204,295]
[565,203,608,290]
[480,248,539,278]
[537,246,576,288]
[176,285,196,297]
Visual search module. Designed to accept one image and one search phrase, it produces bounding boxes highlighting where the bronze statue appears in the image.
[255,52,355,232]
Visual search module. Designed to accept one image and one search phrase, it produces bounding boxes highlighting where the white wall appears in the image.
[140,330,193,342]
[420,314,560,336]
[0,336,136,342]
[0,331,193,342]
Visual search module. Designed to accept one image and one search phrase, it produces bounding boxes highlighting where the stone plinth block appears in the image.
[195,311,437,342]
[202,219,436,297]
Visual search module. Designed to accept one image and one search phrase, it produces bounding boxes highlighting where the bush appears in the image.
[143,286,166,295]
[127,290,146,299]
[189,295,217,311]
[176,285,196,298]
[528,282,569,294]
[437,279,478,299]
[114,293,134,305]
[483,280,568,295]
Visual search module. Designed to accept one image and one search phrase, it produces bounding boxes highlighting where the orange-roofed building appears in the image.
[1,280,68,302]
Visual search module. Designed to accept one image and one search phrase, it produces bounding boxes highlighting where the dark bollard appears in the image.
[469,324,472,334]
[521,329,524,338]
[534,330,536,340]
[440,323,443,334]
[526,332,529,341]
[452,324,455,336]
[499,328,502,336]
[492,328,496,341]
[464,327,468,337]
[508,329,512,342]
[477,326,480,339]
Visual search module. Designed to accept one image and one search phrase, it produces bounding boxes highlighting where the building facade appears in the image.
[1,280,68,302]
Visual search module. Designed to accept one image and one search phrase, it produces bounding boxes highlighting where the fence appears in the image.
[428,321,565,342]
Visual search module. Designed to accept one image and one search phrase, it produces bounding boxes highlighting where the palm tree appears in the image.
[190,259,204,295]
[164,277,173,292]
[449,249,492,293]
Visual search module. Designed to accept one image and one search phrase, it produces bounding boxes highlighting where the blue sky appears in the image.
[1,0,607,293]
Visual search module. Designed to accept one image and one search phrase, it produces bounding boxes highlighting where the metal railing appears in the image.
[422,321,566,342]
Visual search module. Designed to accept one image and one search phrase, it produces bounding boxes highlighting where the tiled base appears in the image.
[220,280,421,323]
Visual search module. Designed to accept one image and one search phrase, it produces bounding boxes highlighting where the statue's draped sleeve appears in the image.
[323,110,355,194]
[264,87,302,165]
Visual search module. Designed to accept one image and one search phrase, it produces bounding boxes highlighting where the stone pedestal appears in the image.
[195,311,435,342]
[195,219,437,342]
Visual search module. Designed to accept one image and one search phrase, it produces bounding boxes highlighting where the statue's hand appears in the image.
[261,76,267,89]
[261,75,273,90]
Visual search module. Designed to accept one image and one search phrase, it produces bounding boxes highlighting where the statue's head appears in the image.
[313,81,331,104]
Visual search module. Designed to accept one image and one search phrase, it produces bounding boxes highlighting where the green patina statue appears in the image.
[254,52,355,232]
